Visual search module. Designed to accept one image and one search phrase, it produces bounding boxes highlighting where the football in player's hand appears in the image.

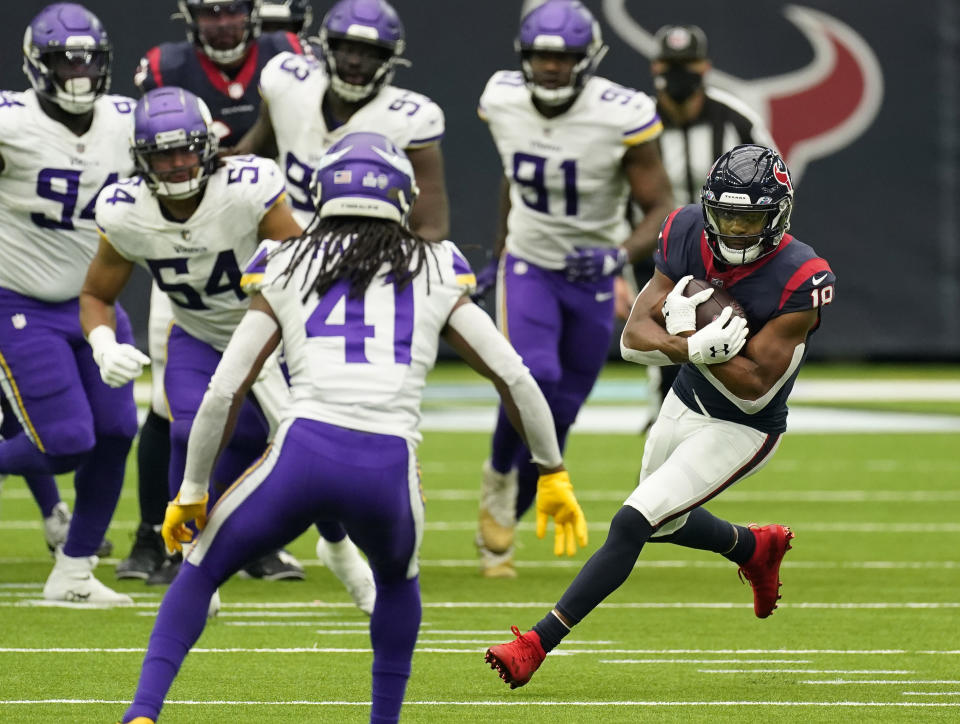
[684,279,747,330]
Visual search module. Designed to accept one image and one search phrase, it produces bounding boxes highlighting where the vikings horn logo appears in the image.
[602,2,884,182]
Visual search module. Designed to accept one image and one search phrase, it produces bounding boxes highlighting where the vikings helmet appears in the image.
[178,0,262,65]
[701,145,794,266]
[132,87,219,200]
[260,0,312,35]
[318,0,406,103]
[310,132,418,224]
[516,0,607,106]
[22,3,112,115]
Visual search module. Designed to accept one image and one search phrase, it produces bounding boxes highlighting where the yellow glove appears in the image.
[535,470,588,556]
[161,492,209,554]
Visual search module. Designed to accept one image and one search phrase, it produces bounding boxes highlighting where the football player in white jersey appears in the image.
[233,0,449,240]
[80,87,376,609]
[117,131,586,724]
[0,3,139,604]
[473,0,674,577]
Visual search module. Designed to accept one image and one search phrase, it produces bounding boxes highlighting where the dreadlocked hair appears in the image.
[271,216,436,302]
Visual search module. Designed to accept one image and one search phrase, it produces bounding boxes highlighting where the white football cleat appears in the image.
[476,460,518,577]
[316,536,376,615]
[208,588,221,619]
[43,501,72,552]
[43,547,132,605]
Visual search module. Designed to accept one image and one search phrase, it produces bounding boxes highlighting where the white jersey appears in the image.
[253,237,475,444]
[259,52,445,227]
[96,155,286,351]
[479,71,662,269]
[0,90,136,301]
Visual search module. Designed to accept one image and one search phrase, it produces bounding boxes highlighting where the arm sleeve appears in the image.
[179,309,279,502]
[446,303,562,468]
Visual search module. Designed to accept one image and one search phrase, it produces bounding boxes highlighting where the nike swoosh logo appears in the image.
[595,291,614,302]
[812,273,828,285]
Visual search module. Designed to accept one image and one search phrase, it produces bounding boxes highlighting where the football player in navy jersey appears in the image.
[124,0,307,581]
[484,145,836,690]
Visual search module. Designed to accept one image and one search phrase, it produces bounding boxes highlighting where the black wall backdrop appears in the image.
[3,1,958,360]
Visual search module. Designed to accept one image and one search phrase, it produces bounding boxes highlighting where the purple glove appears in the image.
[563,246,628,282]
[471,258,499,302]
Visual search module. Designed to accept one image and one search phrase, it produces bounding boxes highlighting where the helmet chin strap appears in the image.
[201,39,248,65]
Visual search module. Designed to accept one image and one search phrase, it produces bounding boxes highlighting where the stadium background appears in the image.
[1,0,957,360]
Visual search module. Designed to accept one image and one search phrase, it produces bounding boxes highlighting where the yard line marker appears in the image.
[2,698,960,708]
[699,669,914,674]
[802,680,960,685]
[601,659,811,664]
[414,521,960,533]
[903,692,960,696]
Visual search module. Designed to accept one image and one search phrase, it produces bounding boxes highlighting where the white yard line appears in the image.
[802,679,960,685]
[698,669,913,674]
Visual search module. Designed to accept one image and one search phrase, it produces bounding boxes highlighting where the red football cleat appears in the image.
[485,625,546,689]
[738,524,795,618]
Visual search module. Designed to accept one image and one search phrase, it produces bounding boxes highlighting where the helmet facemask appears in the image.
[320,34,404,103]
[702,194,792,265]
[179,0,261,65]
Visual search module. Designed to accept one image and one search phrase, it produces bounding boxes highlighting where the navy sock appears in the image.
[723,524,757,566]
[532,611,571,653]
[136,411,170,526]
[551,506,654,636]
[647,508,755,565]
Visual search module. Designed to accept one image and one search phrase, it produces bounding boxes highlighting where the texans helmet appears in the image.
[318,0,406,103]
[516,0,607,107]
[310,131,418,225]
[22,3,112,115]
[178,0,262,65]
[701,144,794,266]
[260,0,312,35]
[132,87,219,200]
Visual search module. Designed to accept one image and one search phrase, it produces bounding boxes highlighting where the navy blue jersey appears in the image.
[134,31,303,147]
[654,204,836,434]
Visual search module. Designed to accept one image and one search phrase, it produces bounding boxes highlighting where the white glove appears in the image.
[87,325,151,388]
[662,274,716,335]
[686,307,748,365]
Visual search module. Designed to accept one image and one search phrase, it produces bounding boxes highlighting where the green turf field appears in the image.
[2,364,959,722]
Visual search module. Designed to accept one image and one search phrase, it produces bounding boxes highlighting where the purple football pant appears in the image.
[123,418,423,724]
[0,287,137,556]
[0,396,61,517]
[490,254,615,518]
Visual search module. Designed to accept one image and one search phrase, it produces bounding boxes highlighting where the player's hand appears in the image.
[563,247,627,282]
[87,326,150,388]
[686,306,748,364]
[470,258,499,303]
[536,470,588,556]
[161,492,209,555]
[613,276,635,321]
[662,274,715,335]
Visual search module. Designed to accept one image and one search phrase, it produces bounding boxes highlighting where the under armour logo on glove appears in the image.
[709,344,730,358]
[687,307,749,365]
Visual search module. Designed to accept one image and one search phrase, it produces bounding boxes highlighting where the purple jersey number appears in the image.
[306,278,414,365]
[512,153,578,217]
[31,169,119,229]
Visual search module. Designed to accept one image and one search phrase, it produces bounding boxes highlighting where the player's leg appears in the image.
[324,423,422,724]
[121,421,318,723]
[478,255,563,577]
[512,273,617,521]
[118,285,172,579]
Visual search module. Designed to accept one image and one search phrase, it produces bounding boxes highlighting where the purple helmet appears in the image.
[516,0,607,106]
[132,87,219,200]
[260,0,312,35]
[178,0,262,65]
[318,0,407,102]
[22,3,112,115]
[310,132,417,224]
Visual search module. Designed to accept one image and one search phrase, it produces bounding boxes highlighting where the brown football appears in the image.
[683,279,747,330]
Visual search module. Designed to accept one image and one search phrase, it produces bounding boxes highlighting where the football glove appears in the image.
[470,258,499,302]
[662,274,715,335]
[161,492,209,555]
[563,246,628,282]
[87,325,150,388]
[536,471,588,556]
[687,306,748,365]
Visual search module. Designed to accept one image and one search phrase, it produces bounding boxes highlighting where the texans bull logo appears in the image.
[602,2,884,182]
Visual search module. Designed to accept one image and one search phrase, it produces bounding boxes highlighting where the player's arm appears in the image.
[702,308,818,402]
[621,141,674,263]
[232,100,277,158]
[79,235,150,387]
[442,296,588,556]
[406,144,450,241]
[620,269,690,364]
[493,175,510,259]
[178,294,281,504]
[257,196,302,241]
